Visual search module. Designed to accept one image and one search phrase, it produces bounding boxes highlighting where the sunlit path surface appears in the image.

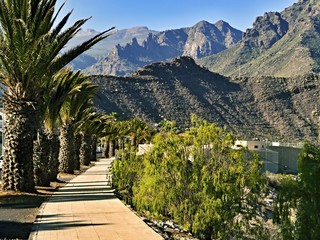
[29,158,163,240]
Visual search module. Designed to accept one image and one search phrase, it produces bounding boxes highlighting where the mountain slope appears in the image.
[85,20,242,76]
[92,57,320,142]
[198,0,320,77]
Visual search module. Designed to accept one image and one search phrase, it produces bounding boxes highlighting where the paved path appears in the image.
[29,158,163,240]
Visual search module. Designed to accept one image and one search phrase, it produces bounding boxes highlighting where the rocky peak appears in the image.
[215,20,231,31]
[183,20,242,58]
[131,37,138,45]
[242,11,289,49]
[85,20,242,76]
[171,56,197,66]
[193,20,214,29]
[142,33,159,49]
[215,20,243,48]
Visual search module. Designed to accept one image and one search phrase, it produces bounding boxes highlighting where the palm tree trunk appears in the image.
[109,139,115,158]
[80,133,91,166]
[102,139,109,158]
[118,138,125,151]
[48,131,60,182]
[74,133,82,170]
[131,135,138,149]
[1,102,39,192]
[58,123,75,174]
[90,135,97,162]
[33,128,50,187]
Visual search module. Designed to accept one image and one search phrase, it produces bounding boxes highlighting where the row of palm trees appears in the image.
[0,1,157,193]
[100,117,155,159]
[0,0,116,193]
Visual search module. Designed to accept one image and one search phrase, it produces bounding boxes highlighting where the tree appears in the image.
[116,116,267,239]
[0,0,114,192]
[275,143,320,240]
[58,74,99,173]
[34,69,90,184]
[126,118,153,148]
[188,117,267,239]
[76,109,114,166]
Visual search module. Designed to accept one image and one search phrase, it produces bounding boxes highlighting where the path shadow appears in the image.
[63,184,109,188]
[0,221,33,239]
[36,220,109,231]
[70,181,107,184]
[49,193,116,203]
[0,194,47,209]
[56,186,112,193]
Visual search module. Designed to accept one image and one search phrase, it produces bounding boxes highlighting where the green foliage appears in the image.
[133,131,193,222]
[187,116,266,239]
[274,143,320,240]
[159,119,178,133]
[112,115,267,239]
[112,145,144,204]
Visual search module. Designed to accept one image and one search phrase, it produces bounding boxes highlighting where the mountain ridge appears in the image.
[84,20,242,76]
[92,57,319,142]
[198,0,320,77]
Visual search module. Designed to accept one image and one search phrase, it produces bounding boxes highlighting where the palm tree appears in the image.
[126,118,154,148]
[58,74,99,173]
[77,110,116,164]
[33,127,51,186]
[34,69,90,185]
[0,0,114,192]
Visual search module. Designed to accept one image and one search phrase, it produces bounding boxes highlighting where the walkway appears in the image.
[29,158,163,240]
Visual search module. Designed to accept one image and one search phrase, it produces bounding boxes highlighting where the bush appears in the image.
[112,116,268,239]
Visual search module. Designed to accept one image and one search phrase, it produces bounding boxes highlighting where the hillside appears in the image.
[198,0,320,77]
[85,20,242,76]
[92,57,320,142]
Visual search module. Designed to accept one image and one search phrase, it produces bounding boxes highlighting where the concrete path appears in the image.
[29,158,163,240]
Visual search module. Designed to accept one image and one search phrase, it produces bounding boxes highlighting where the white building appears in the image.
[234,140,279,173]
[137,144,153,156]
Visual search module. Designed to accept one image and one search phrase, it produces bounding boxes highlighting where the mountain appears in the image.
[91,57,319,142]
[66,27,158,70]
[85,20,242,76]
[198,0,320,77]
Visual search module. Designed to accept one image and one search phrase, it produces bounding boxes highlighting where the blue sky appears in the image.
[56,0,297,32]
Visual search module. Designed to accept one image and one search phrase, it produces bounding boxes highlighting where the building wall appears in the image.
[234,140,267,150]
[138,144,153,156]
[235,141,279,173]
[269,146,301,174]
[255,150,279,173]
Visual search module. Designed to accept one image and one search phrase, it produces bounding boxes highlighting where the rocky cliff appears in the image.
[85,20,242,76]
[67,27,158,70]
[198,0,320,77]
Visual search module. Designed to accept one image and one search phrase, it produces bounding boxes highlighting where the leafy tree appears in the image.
[0,0,114,192]
[112,145,144,205]
[114,115,267,239]
[275,143,320,240]
[133,130,193,222]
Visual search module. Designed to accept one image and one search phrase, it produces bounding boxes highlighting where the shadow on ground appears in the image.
[0,194,48,239]
[0,221,34,239]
